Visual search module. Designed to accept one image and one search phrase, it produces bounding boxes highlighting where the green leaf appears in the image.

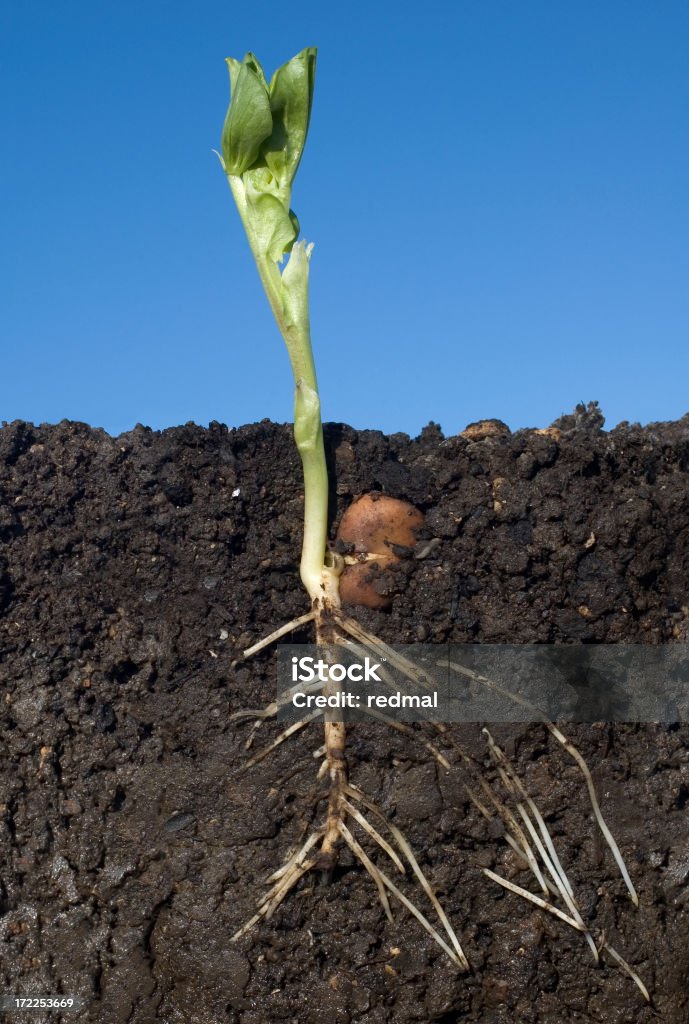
[226,56,242,94]
[222,59,273,176]
[252,193,298,261]
[281,240,313,330]
[242,52,268,90]
[293,379,320,452]
[263,47,317,187]
[244,169,299,260]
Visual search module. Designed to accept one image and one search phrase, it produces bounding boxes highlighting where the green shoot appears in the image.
[220,47,339,609]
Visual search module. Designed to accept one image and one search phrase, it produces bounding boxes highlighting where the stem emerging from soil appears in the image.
[221,48,338,608]
[227,177,337,607]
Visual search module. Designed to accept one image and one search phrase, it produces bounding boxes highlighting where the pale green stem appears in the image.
[228,175,339,607]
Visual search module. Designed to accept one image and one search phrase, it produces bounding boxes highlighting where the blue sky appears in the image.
[2,1,687,438]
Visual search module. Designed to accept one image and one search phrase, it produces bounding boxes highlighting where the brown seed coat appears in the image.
[335,494,425,609]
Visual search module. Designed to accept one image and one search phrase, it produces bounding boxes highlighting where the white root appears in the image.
[465,781,551,897]
[443,657,639,906]
[242,611,315,658]
[233,611,470,967]
[547,722,638,906]
[243,711,321,768]
[375,867,466,970]
[601,941,651,1003]
[232,623,647,997]
[338,820,394,922]
[345,783,469,970]
[358,705,452,770]
[483,870,650,1004]
[483,868,587,932]
[267,828,325,884]
[340,796,405,874]
[483,729,598,963]
[231,856,316,941]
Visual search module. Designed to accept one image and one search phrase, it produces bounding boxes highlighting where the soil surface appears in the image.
[1,406,688,1024]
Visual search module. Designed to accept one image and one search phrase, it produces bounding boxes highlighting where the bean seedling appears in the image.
[218,43,466,963]
[218,47,649,1000]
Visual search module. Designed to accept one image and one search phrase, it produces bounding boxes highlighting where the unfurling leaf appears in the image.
[281,240,313,329]
[221,48,315,264]
[242,52,269,91]
[264,47,317,188]
[222,58,272,176]
[293,379,321,452]
[247,190,299,262]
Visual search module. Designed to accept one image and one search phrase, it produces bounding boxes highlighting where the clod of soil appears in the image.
[1,405,689,1024]
[336,493,425,608]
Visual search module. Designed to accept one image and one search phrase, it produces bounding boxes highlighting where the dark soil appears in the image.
[1,407,688,1024]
